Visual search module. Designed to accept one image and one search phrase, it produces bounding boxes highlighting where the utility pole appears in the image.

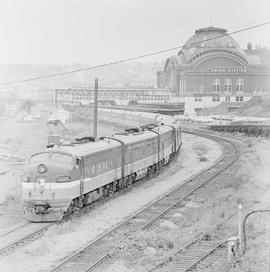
[93,78,98,137]
[268,224,270,272]
[238,203,243,252]
[54,90,57,108]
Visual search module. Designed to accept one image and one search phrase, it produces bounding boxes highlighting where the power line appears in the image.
[0,21,270,86]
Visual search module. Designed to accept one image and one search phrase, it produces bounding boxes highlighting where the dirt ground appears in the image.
[0,132,222,272]
[0,115,269,271]
[100,135,270,272]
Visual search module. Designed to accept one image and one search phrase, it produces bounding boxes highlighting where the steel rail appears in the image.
[0,221,30,238]
[148,213,237,272]
[0,222,54,256]
[0,120,168,257]
[82,134,239,272]
[138,136,238,230]
[0,119,144,256]
[48,131,240,272]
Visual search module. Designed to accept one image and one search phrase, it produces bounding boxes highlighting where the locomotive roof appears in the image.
[49,124,174,157]
[50,139,120,157]
[113,124,172,144]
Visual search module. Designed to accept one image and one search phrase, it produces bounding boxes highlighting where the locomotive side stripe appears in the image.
[22,144,174,194]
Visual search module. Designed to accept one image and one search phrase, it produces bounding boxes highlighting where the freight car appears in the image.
[21,121,182,222]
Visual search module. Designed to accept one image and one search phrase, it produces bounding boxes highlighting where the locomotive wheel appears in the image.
[78,197,84,208]
[112,181,117,192]
[118,178,126,189]
[130,173,137,184]
[159,159,165,170]
[123,177,128,188]
[147,166,152,178]
[127,175,133,186]
[108,183,114,195]
[116,179,122,190]
[103,187,109,197]
[64,200,76,220]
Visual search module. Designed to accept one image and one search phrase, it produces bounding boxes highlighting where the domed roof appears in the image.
[183,26,239,49]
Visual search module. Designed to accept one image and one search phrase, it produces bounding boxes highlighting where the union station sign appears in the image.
[210,67,247,73]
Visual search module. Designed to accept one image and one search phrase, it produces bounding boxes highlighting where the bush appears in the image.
[199,156,208,162]
[247,140,252,148]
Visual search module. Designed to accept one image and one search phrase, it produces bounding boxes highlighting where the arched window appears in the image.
[212,79,220,92]
[236,78,244,92]
[166,69,174,89]
[224,79,232,92]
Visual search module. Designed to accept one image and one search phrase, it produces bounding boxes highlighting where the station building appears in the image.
[158,26,270,113]
[55,26,270,114]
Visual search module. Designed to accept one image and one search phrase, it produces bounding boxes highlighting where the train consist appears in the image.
[21,121,182,222]
[230,118,270,126]
[208,117,270,136]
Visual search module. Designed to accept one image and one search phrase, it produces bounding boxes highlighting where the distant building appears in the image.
[55,26,270,115]
[160,26,270,113]
[156,70,165,88]
[55,87,177,106]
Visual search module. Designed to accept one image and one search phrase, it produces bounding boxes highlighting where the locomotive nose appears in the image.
[22,159,74,208]
[24,160,73,184]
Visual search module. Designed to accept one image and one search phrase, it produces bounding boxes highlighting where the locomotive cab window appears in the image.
[51,153,73,165]
[76,157,81,168]
[30,152,49,163]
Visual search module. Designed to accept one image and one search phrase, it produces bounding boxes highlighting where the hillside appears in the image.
[198,102,229,116]
[199,94,270,117]
[235,94,270,117]
[0,62,163,89]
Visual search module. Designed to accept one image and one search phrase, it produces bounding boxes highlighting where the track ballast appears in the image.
[49,131,240,272]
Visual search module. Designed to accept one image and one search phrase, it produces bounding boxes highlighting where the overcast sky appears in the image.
[0,0,270,65]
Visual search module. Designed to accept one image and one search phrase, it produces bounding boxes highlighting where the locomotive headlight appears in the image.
[38,178,46,194]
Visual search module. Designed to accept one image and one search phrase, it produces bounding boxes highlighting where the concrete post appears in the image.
[268,224,270,272]
[238,203,243,252]
[111,123,114,136]
[93,78,98,137]
[227,236,239,262]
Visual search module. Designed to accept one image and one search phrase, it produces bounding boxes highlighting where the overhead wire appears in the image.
[0,21,270,86]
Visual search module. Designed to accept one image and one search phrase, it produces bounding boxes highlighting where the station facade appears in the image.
[55,26,270,114]
[158,26,270,113]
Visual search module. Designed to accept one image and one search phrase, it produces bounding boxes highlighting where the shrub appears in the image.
[199,156,208,162]
[247,140,252,148]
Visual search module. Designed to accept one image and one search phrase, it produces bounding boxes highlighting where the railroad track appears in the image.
[48,131,240,272]
[150,237,226,272]
[0,117,164,258]
[0,221,53,257]
[147,212,237,272]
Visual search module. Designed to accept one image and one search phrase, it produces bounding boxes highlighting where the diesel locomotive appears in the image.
[21,121,182,222]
